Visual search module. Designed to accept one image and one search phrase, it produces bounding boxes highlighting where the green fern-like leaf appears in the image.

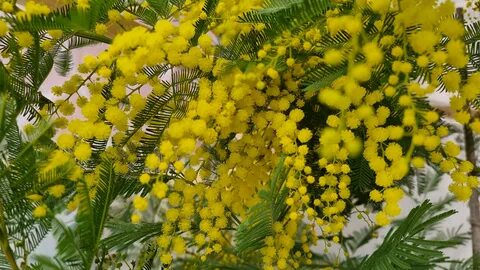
[102,221,162,250]
[342,226,377,255]
[416,167,443,197]
[146,0,171,18]
[235,155,288,255]
[359,200,457,270]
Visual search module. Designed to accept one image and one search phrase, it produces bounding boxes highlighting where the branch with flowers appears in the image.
[1,0,480,269]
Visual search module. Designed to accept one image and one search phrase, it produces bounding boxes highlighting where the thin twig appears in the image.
[0,202,20,270]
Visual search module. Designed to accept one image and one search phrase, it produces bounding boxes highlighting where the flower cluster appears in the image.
[318,0,476,226]
[15,0,479,268]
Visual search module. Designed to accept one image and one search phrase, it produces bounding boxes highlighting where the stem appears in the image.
[0,202,20,270]
[456,7,480,269]
[466,124,480,268]
[50,69,96,116]
[74,31,112,44]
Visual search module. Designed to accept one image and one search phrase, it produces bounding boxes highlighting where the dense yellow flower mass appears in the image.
[4,0,474,268]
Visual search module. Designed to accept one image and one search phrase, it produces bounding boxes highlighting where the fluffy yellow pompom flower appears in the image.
[411,157,425,168]
[416,55,429,68]
[388,126,404,140]
[369,189,383,202]
[33,205,47,218]
[289,109,305,122]
[446,40,468,68]
[95,23,107,35]
[111,79,126,99]
[145,154,160,170]
[48,30,63,39]
[57,133,75,149]
[179,23,195,40]
[198,34,212,49]
[160,254,173,265]
[454,111,471,125]
[449,184,472,201]
[385,143,402,161]
[152,181,168,199]
[15,32,34,47]
[471,120,480,133]
[159,140,174,158]
[94,123,111,140]
[444,141,461,157]
[155,19,175,36]
[158,162,168,172]
[133,196,148,211]
[375,211,390,226]
[129,93,146,110]
[0,20,8,37]
[345,17,362,35]
[178,138,196,154]
[139,173,151,185]
[398,95,412,107]
[97,66,112,78]
[2,2,13,13]
[459,161,474,173]
[191,119,207,136]
[77,0,90,10]
[351,64,371,82]
[409,30,438,54]
[48,185,66,198]
[375,171,393,187]
[326,115,340,127]
[442,71,461,92]
[297,128,312,143]
[174,160,184,171]
[82,55,98,70]
[323,49,343,66]
[26,194,43,201]
[318,88,349,110]
[402,109,416,126]
[131,213,141,224]
[107,9,121,22]
[363,42,383,66]
[423,135,441,151]
[74,143,92,161]
[105,106,128,131]
[439,18,464,39]
[167,122,185,139]
[370,0,390,14]
[424,111,439,124]
[267,68,279,79]
[166,208,180,222]
[81,103,99,121]
[383,187,404,203]
[391,46,403,58]
[172,237,186,254]
[384,202,401,217]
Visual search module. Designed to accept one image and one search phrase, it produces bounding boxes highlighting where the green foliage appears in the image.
[359,201,457,270]
[191,0,219,46]
[0,0,475,269]
[342,226,377,255]
[222,0,333,60]
[102,221,162,250]
[123,68,203,176]
[0,93,58,269]
[36,159,122,269]
[235,155,289,255]
[416,167,443,197]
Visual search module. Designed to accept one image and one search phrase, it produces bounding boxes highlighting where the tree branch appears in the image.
[457,7,480,270]
[0,202,20,270]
